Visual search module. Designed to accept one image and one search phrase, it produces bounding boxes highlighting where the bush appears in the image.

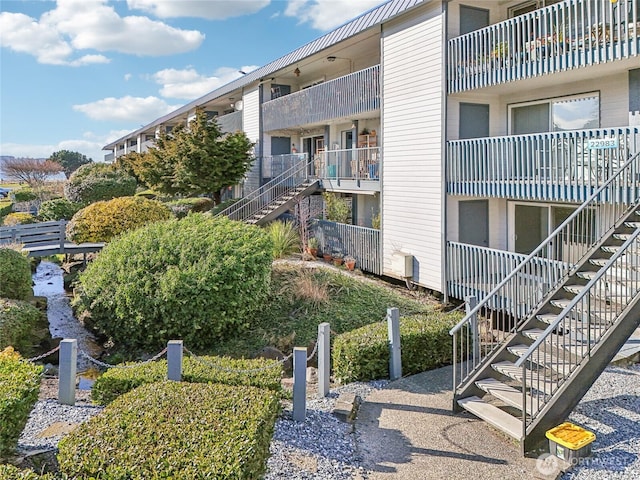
[0,347,42,458]
[77,214,273,350]
[64,162,136,204]
[37,198,84,221]
[58,381,279,479]
[0,464,54,479]
[164,197,214,218]
[92,355,283,404]
[0,199,12,218]
[2,212,36,226]
[66,196,172,243]
[333,311,462,383]
[267,220,300,259]
[0,299,46,356]
[11,188,37,202]
[0,248,32,300]
[210,197,240,216]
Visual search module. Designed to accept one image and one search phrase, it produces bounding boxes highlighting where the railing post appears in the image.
[317,323,330,398]
[58,339,77,406]
[59,220,66,251]
[387,307,402,380]
[293,347,307,422]
[167,340,183,381]
[466,296,480,365]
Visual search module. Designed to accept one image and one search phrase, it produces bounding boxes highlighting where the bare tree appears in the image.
[1,157,63,188]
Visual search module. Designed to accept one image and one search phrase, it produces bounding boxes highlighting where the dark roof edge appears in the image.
[103,0,429,150]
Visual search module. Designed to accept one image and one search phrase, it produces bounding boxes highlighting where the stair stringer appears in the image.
[521,298,640,456]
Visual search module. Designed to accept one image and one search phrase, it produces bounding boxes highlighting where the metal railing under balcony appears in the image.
[448,0,639,92]
[317,147,380,181]
[217,110,243,133]
[447,126,640,202]
[262,65,380,132]
[312,220,381,275]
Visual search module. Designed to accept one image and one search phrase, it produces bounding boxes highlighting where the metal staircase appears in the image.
[216,158,320,225]
[450,152,640,455]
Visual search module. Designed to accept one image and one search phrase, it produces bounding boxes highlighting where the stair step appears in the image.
[613,233,634,241]
[600,245,640,254]
[563,284,585,295]
[577,269,635,282]
[475,378,538,415]
[522,329,587,358]
[537,313,557,324]
[507,344,573,376]
[624,221,640,229]
[492,361,556,395]
[457,396,522,440]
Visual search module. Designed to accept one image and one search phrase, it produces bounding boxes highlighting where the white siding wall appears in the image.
[243,88,260,144]
[382,3,445,291]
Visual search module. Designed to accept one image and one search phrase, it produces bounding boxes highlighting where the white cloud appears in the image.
[153,66,259,100]
[0,0,204,66]
[128,0,270,19]
[124,73,132,81]
[284,0,382,30]
[73,96,179,123]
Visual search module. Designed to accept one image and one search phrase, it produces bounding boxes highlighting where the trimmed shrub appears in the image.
[164,197,214,218]
[333,311,462,383]
[0,248,32,300]
[92,355,283,404]
[77,214,273,350]
[2,212,36,226]
[66,196,172,243]
[0,347,42,458]
[210,197,240,216]
[58,381,279,479]
[0,199,12,218]
[11,188,37,202]
[0,464,54,479]
[267,220,300,259]
[37,198,84,221]
[0,299,46,356]
[64,162,136,204]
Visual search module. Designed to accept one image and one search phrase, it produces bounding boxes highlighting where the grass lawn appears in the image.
[206,260,438,358]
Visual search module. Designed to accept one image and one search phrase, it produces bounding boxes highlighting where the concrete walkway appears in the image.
[355,327,640,480]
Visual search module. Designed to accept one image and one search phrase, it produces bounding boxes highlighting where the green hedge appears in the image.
[0,347,42,458]
[38,198,84,221]
[0,465,55,479]
[58,381,280,479]
[77,214,273,350]
[64,162,136,204]
[333,311,462,383]
[0,248,32,300]
[92,355,283,405]
[0,299,47,356]
[2,213,36,226]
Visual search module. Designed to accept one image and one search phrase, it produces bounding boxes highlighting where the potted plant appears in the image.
[344,255,356,271]
[307,237,319,257]
[332,251,344,266]
[323,251,333,263]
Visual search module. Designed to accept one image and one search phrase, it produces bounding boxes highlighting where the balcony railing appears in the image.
[312,220,381,275]
[217,110,243,133]
[446,242,568,307]
[316,147,380,181]
[262,65,380,131]
[262,153,309,179]
[448,0,639,92]
[447,126,640,202]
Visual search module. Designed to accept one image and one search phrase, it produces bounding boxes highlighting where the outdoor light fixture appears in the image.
[327,56,337,62]
[294,67,301,77]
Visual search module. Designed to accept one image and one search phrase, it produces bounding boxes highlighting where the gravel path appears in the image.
[16,365,640,479]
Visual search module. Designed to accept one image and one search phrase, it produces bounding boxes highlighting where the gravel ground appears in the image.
[558,363,640,480]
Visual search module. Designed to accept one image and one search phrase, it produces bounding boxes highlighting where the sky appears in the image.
[0,0,384,162]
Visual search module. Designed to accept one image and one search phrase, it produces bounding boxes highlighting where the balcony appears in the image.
[447,126,640,202]
[262,65,380,132]
[316,147,380,192]
[217,110,243,133]
[261,153,309,180]
[448,0,639,93]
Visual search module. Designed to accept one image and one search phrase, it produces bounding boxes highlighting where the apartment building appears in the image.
[106,0,640,453]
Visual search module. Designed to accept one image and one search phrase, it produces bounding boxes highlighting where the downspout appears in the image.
[258,83,264,187]
[441,0,450,303]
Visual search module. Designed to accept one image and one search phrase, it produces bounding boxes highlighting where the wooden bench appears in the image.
[0,220,104,258]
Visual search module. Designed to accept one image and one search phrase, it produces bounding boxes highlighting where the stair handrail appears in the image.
[516,227,640,368]
[216,156,313,222]
[449,151,640,390]
[449,151,640,338]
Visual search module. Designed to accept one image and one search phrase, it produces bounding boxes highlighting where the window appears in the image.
[509,93,599,134]
[459,5,489,35]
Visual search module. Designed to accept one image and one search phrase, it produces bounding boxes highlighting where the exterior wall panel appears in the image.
[382,3,445,291]
[243,88,261,194]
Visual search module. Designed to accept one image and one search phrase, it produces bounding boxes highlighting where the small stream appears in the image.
[32,261,102,373]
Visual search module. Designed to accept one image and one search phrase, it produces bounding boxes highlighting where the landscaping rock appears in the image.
[331,392,360,423]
